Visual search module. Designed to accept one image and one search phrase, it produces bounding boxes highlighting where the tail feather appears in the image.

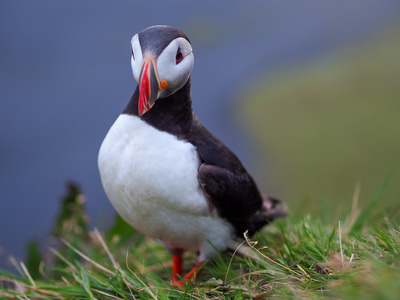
[246,194,286,237]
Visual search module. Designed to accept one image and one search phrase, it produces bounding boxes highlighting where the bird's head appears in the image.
[131,25,194,116]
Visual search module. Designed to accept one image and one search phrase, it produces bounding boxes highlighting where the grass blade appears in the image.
[350,174,392,233]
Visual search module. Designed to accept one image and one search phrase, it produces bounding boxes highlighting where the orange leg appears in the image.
[171,253,183,282]
[170,257,206,286]
[168,247,207,286]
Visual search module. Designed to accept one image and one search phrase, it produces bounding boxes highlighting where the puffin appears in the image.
[98,25,285,285]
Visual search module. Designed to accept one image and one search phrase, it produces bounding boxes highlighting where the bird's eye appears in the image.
[131,47,135,60]
[176,48,183,64]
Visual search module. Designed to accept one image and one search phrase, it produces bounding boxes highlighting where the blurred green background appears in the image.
[240,24,400,218]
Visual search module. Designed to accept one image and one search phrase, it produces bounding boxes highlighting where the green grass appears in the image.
[239,23,400,217]
[1,184,400,299]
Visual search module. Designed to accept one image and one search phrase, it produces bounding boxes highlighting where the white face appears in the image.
[130,34,194,99]
[130,34,143,82]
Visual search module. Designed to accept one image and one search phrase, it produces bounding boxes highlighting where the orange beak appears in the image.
[138,56,168,116]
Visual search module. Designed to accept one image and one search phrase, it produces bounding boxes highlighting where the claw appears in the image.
[170,280,184,287]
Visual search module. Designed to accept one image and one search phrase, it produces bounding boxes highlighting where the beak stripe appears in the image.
[138,61,151,116]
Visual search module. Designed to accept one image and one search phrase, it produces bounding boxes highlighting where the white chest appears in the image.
[98,114,232,254]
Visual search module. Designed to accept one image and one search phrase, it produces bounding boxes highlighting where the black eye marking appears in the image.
[176,47,183,64]
[131,47,135,60]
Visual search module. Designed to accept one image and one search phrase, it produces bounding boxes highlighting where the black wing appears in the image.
[187,119,264,236]
[198,163,265,235]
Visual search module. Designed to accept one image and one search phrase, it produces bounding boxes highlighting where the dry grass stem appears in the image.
[61,238,115,276]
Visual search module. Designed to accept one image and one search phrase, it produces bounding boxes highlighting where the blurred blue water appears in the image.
[1,1,399,265]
